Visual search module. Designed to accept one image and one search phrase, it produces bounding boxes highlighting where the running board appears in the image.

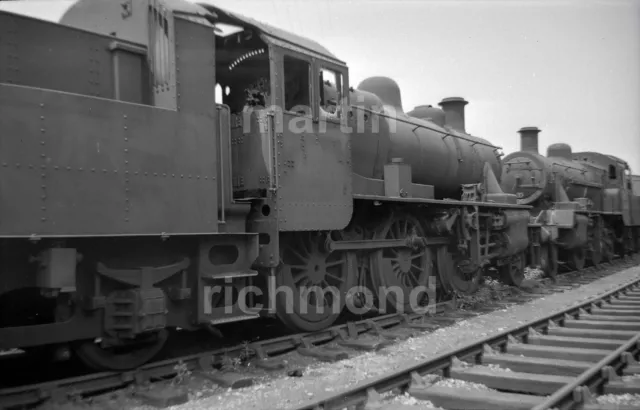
[209,270,258,280]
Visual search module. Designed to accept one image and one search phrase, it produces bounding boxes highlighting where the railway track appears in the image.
[294,260,640,410]
[0,257,636,409]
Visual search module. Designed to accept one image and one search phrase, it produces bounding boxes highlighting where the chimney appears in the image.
[438,97,468,133]
[518,127,541,154]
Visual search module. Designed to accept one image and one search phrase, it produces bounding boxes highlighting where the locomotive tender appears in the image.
[0,0,636,371]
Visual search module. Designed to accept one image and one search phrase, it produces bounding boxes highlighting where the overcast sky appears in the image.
[207,0,640,172]
[3,0,639,172]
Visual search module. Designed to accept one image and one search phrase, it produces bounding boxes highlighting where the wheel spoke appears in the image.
[411,251,425,260]
[406,271,419,286]
[371,214,433,312]
[325,259,345,268]
[326,272,345,283]
[393,223,402,240]
[293,272,310,286]
[288,247,307,264]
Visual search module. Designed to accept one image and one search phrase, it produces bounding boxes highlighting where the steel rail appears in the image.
[293,263,640,410]
[0,302,456,408]
[532,331,640,410]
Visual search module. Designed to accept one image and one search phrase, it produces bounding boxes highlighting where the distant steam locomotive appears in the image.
[0,0,637,372]
[502,128,640,276]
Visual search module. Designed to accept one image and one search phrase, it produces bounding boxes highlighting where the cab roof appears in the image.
[199,3,346,66]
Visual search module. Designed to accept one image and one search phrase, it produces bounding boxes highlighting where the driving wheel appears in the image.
[370,213,432,313]
[72,330,168,371]
[274,231,356,332]
[499,253,526,287]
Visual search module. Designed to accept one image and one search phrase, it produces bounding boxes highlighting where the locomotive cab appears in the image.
[201,3,354,237]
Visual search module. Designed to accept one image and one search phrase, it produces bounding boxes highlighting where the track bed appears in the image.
[1,257,638,409]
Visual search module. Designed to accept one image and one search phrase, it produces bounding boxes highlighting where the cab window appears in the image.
[608,165,617,180]
[319,68,342,116]
[284,55,311,115]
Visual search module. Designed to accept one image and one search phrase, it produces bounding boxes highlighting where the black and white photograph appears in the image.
[0,0,639,409]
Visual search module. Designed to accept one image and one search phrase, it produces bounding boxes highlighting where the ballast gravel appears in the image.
[126,264,640,410]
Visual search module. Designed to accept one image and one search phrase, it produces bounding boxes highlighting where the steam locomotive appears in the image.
[502,129,640,277]
[0,0,638,371]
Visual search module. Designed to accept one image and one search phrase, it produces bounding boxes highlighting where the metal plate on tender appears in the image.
[0,84,219,237]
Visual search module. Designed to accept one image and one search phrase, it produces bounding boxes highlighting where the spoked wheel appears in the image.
[370,214,432,313]
[589,235,603,267]
[540,243,558,280]
[499,253,526,287]
[437,248,483,294]
[568,247,586,271]
[72,330,168,370]
[275,231,356,332]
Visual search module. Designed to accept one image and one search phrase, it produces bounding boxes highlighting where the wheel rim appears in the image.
[432,247,453,302]
[570,248,586,270]
[438,249,483,294]
[500,253,525,286]
[625,230,635,255]
[275,232,355,332]
[73,330,168,370]
[543,244,558,280]
[602,231,614,262]
[590,237,603,266]
[370,214,431,313]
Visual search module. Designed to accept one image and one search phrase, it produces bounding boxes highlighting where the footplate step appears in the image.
[373,404,439,410]
[136,385,188,408]
[406,321,441,331]
[374,327,419,340]
[476,306,499,313]
[297,345,349,362]
[426,316,459,325]
[603,378,640,395]
[253,358,286,370]
[338,336,394,351]
[408,383,544,410]
[583,403,640,410]
[505,296,536,303]
[442,310,478,319]
[366,320,420,340]
[199,371,254,389]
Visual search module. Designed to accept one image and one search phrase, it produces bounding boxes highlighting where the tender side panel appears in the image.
[0,84,218,236]
[0,11,136,101]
